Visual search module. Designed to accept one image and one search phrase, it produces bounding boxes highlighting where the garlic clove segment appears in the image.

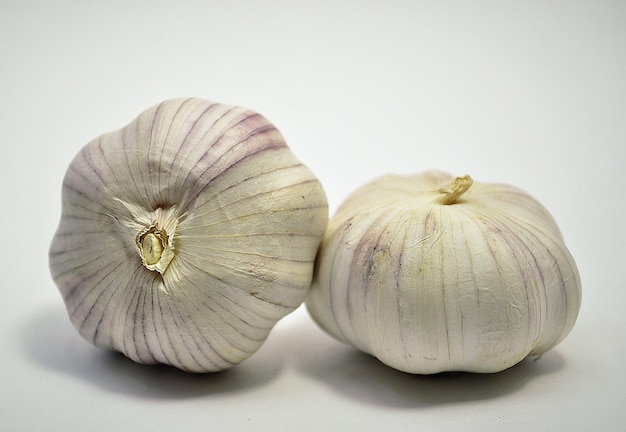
[49,98,328,372]
[306,171,581,374]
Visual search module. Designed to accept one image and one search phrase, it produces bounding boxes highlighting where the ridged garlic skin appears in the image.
[49,98,328,372]
[306,171,581,374]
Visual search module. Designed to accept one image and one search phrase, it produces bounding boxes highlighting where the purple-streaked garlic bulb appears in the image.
[306,171,581,374]
[49,98,328,372]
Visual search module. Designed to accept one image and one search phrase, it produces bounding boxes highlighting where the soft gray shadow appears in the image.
[279,313,566,408]
[18,303,282,399]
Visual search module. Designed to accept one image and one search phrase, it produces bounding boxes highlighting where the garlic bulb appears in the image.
[49,98,328,372]
[306,171,581,374]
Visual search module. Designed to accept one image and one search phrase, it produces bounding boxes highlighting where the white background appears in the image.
[1,1,625,430]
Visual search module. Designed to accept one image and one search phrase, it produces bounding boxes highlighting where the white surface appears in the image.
[1,1,625,431]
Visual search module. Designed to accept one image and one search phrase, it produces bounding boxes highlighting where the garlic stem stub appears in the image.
[49,98,328,372]
[306,171,581,374]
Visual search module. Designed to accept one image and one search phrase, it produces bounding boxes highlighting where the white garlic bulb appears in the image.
[49,98,328,372]
[306,171,581,374]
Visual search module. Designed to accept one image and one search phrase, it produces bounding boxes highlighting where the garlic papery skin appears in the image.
[49,98,328,372]
[306,171,581,374]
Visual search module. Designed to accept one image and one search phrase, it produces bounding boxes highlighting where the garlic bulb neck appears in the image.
[436,175,473,205]
[141,232,162,265]
[137,225,168,269]
[134,209,177,275]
